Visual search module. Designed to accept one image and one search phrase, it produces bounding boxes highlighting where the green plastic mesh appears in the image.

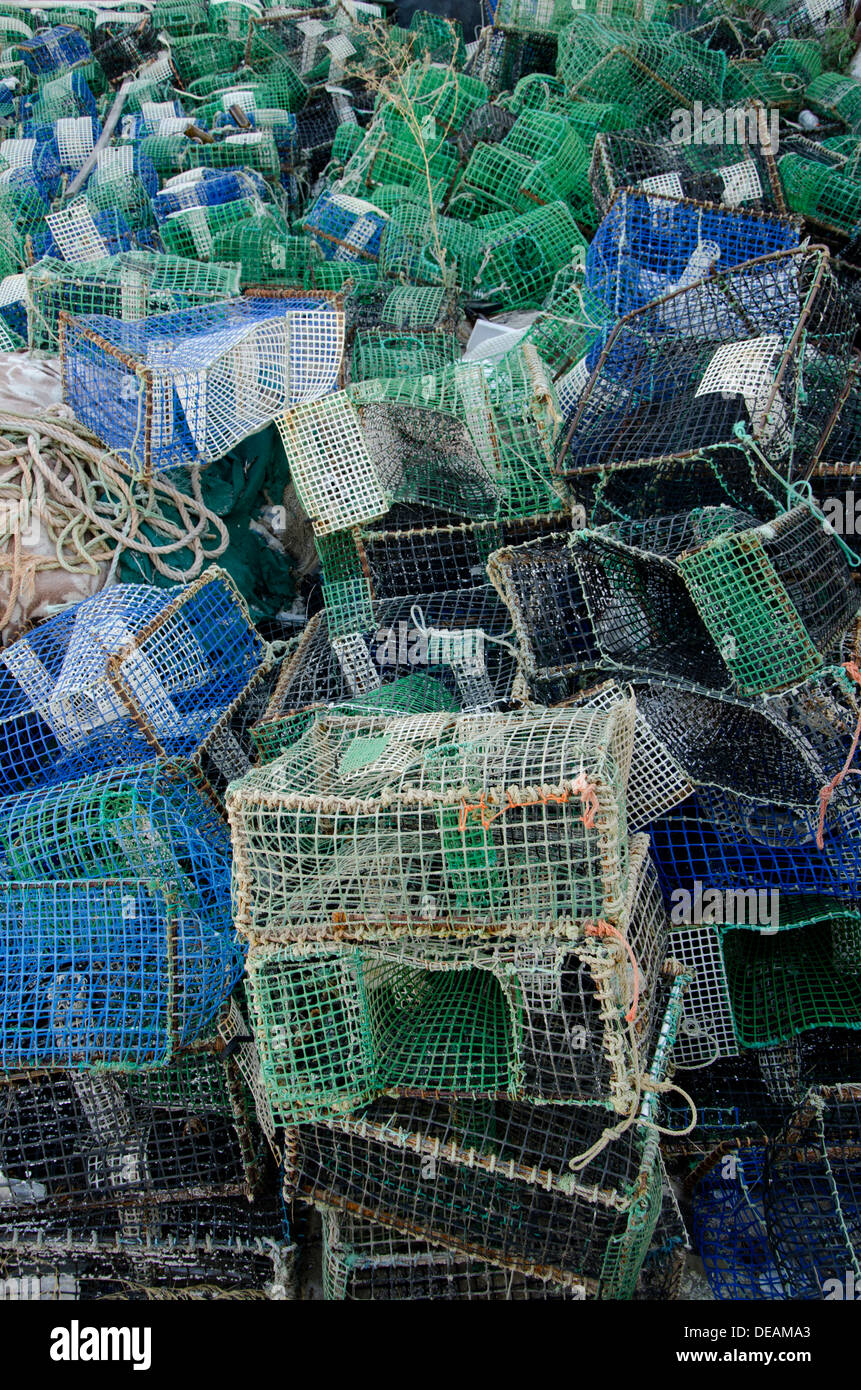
[556,15,727,125]
[379,199,482,290]
[676,506,858,696]
[159,197,261,259]
[198,66,308,118]
[251,674,462,765]
[805,70,861,129]
[341,344,566,521]
[779,152,861,236]
[472,200,588,309]
[722,918,861,1048]
[762,37,823,86]
[350,328,460,382]
[722,59,804,110]
[26,252,242,356]
[459,112,591,218]
[238,832,668,1121]
[285,976,686,1294]
[211,215,297,285]
[184,131,281,180]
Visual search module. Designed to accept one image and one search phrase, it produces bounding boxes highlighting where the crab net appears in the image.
[0,877,242,1069]
[0,1058,262,1221]
[252,585,521,758]
[242,833,669,1121]
[568,507,857,696]
[764,1084,861,1299]
[0,568,266,792]
[25,252,242,356]
[285,974,687,1295]
[585,190,799,318]
[61,290,344,475]
[558,247,856,521]
[0,1194,296,1299]
[227,702,635,941]
[280,347,566,532]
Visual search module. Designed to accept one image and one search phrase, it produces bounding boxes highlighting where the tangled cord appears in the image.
[0,409,229,630]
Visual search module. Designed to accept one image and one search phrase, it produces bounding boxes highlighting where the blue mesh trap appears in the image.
[0,877,242,1069]
[0,568,266,793]
[60,291,345,474]
[586,191,800,317]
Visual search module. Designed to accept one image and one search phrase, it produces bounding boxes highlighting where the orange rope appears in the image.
[584,919,641,1023]
[458,787,571,832]
[816,661,861,851]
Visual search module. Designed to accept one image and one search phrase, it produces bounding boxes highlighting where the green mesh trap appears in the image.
[238,831,668,1120]
[723,916,861,1048]
[25,252,242,355]
[285,974,687,1295]
[779,152,861,237]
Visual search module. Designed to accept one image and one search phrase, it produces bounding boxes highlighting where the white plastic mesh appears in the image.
[55,117,97,169]
[45,202,109,263]
[277,392,389,536]
[668,923,738,1065]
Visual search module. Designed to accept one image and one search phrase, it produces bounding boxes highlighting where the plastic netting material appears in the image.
[0,878,241,1068]
[0,568,265,790]
[228,702,635,940]
[61,291,345,475]
[285,976,686,1292]
[25,252,242,356]
[243,834,668,1120]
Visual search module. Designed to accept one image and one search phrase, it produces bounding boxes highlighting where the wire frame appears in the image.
[722,915,861,1047]
[0,1194,295,1299]
[321,1208,581,1300]
[0,568,266,791]
[560,248,856,518]
[589,121,786,221]
[556,15,727,125]
[348,346,567,521]
[570,506,857,697]
[0,759,231,918]
[60,290,344,475]
[571,681,694,829]
[359,511,571,600]
[649,785,861,901]
[632,669,861,811]
[465,25,558,99]
[276,391,389,537]
[471,201,588,310]
[0,877,242,1069]
[243,834,669,1121]
[25,252,242,356]
[0,1049,260,1222]
[285,975,687,1293]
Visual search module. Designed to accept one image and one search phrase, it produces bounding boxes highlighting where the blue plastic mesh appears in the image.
[0,570,265,792]
[650,789,861,901]
[0,877,242,1068]
[303,190,388,264]
[152,167,269,222]
[61,293,344,473]
[586,192,800,317]
[17,26,91,75]
[692,1146,788,1299]
[0,760,233,928]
